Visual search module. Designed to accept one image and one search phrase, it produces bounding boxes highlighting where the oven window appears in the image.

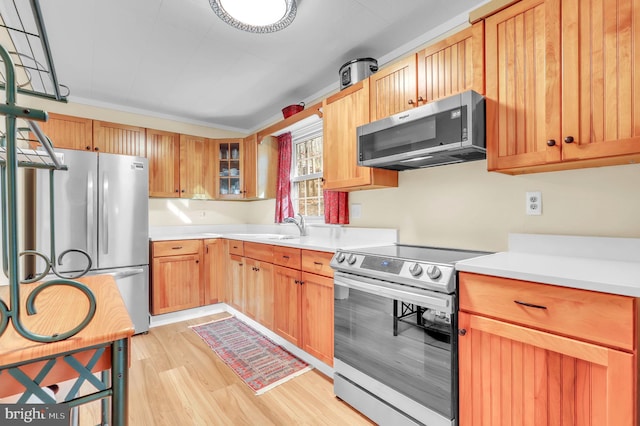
[334,285,454,418]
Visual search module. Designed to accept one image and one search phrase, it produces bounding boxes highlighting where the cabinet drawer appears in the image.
[228,240,244,256]
[152,239,202,257]
[273,246,301,269]
[459,272,636,351]
[301,250,334,278]
[244,242,274,263]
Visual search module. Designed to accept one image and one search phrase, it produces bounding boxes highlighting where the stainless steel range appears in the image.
[331,244,489,426]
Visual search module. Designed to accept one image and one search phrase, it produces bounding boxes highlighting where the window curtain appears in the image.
[323,190,349,224]
[274,132,294,223]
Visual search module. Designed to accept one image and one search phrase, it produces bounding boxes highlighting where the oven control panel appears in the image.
[331,251,455,292]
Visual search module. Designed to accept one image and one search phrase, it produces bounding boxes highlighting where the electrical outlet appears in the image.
[526,191,542,215]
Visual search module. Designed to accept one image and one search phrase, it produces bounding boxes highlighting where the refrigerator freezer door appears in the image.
[35,149,98,275]
[84,265,149,334]
[97,153,149,269]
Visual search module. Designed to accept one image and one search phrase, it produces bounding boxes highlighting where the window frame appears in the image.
[289,120,324,221]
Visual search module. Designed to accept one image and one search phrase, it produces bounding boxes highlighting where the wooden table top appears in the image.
[0,274,134,366]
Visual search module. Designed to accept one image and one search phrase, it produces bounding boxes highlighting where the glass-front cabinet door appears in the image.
[216,139,244,199]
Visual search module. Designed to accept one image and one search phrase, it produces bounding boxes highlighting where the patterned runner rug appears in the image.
[190,316,312,394]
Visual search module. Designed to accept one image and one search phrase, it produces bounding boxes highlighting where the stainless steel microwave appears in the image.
[357,90,485,170]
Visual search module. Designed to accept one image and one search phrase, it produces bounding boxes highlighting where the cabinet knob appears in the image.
[85,146,91,151]
[175,189,179,193]
[417,96,424,103]
[195,260,199,264]
[458,329,467,336]
[181,189,185,193]
[564,136,574,143]
[408,99,415,105]
[546,139,556,147]
[94,147,99,151]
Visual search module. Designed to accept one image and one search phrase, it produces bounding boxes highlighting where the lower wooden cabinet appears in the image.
[150,240,203,315]
[300,271,333,365]
[203,238,226,304]
[228,254,245,311]
[458,272,638,426]
[245,258,274,329]
[273,265,302,347]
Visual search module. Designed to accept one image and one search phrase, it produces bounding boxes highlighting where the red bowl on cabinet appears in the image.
[282,102,305,118]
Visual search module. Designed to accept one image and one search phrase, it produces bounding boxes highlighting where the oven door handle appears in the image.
[334,271,453,313]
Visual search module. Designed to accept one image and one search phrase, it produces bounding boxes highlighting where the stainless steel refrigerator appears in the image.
[34,149,149,334]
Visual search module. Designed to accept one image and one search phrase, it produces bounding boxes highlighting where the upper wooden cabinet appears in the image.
[417,21,485,103]
[242,134,277,200]
[323,80,398,191]
[180,134,215,199]
[486,0,640,174]
[369,55,418,122]
[93,120,146,156]
[214,138,245,199]
[37,113,93,151]
[146,129,180,197]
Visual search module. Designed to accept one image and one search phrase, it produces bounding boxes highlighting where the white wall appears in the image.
[348,160,640,252]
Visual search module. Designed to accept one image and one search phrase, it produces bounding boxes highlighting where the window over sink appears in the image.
[291,120,323,219]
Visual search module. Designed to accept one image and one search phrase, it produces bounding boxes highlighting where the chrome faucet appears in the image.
[283,213,307,236]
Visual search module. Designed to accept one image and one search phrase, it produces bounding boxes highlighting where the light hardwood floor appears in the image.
[80,313,374,425]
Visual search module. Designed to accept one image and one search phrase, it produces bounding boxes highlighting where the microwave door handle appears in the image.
[334,272,451,312]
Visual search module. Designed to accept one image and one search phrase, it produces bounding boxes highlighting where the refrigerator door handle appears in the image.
[87,171,94,255]
[101,268,145,280]
[102,172,109,255]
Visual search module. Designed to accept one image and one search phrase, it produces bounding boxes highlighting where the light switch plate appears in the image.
[351,203,362,219]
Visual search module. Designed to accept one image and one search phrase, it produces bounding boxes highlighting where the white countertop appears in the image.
[149,224,398,253]
[456,233,640,297]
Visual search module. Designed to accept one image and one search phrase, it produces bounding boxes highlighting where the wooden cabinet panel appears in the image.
[179,134,211,199]
[256,261,274,329]
[93,120,146,156]
[244,258,259,320]
[459,273,635,351]
[151,239,201,257]
[243,134,258,198]
[273,265,302,346]
[273,246,301,269]
[369,55,418,121]
[245,241,274,263]
[323,80,398,191]
[37,113,93,151]
[485,0,562,172]
[228,254,244,311]
[417,21,485,103]
[458,311,636,426]
[203,239,225,305]
[228,240,244,256]
[561,0,640,162]
[151,238,203,315]
[245,258,274,329]
[301,272,334,366]
[147,129,180,197]
[301,250,334,278]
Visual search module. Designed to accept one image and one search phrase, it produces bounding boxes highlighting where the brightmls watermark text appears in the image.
[1,405,67,425]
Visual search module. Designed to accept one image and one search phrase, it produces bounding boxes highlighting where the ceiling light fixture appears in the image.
[209,0,297,33]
